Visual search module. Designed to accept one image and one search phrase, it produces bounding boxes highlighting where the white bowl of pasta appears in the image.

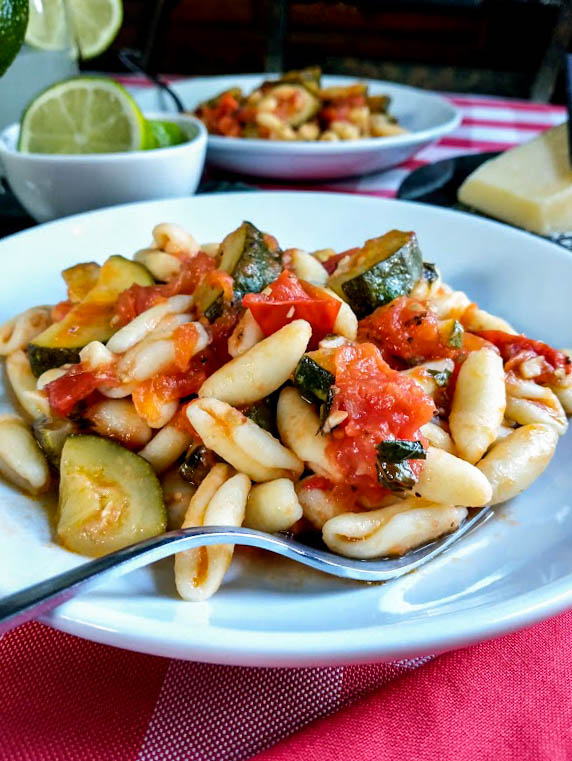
[0,113,207,223]
[132,74,461,180]
[0,191,570,666]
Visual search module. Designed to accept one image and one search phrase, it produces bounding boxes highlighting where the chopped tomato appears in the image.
[198,92,242,137]
[205,269,234,303]
[358,296,455,366]
[477,330,571,384]
[322,248,359,275]
[243,270,341,347]
[173,323,201,371]
[170,402,202,436]
[132,366,206,427]
[51,300,73,322]
[46,366,116,418]
[320,94,366,126]
[113,253,216,327]
[326,342,435,502]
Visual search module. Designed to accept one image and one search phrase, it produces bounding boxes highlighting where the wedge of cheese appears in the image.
[458,122,572,234]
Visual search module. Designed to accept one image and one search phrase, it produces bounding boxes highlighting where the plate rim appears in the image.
[1,190,571,665]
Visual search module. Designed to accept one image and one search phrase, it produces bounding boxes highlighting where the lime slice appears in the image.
[25,0,71,51]
[0,0,29,75]
[19,76,147,154]
[66,0,123,60]
[147,120,187,149]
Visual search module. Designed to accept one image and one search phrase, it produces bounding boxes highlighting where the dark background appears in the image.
[91,0,572,103]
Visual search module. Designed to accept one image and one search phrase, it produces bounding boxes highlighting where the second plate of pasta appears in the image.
[0,191,570,666]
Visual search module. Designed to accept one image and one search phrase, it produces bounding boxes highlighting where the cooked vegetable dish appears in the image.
[193,67,408,141]
[0,220,570,600]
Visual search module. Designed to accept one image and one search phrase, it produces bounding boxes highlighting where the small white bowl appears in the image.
[0,112,207,223]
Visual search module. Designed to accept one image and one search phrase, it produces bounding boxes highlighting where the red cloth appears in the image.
[1,613,571,760]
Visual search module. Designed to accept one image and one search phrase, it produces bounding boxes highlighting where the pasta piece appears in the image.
[85,399,152,449]
[187,398,303,482]
[199,319,312,405]
[322,498,467,559]
[107,295,193,354]
[161,468,197,530]
[477,424,558,505]
[414,446,492,506]
[98,382,136,399]
[0,415,50,494]
[244,478,303,533]
[118,339,175,382]
[461,303,517,334]
[428,283,470,320]
[288,249,329,285]
[152,222,199,257]
[36,367,68,390]
[175,470,250,601]
[277,387,340,481]
[402,358,455,399]
[494,420,517,443]
[5,350,50,420]
[449,348,506,463]
[134,248,181,282]
[420,421,456,454]
[505,375,568,435]
[227,309,264,358]
[0,307,51,356]
[79,341,115,371]
[296,476,354,529]
[139,425,193,473]
[200,242,220,258]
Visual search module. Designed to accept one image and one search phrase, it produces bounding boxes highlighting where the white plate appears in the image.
[0,192,571,666]
[132,75,461,180]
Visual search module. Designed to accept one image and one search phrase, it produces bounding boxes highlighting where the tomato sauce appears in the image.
[476,330,571,384]
[326,342,435,502]
[113,253,216,326]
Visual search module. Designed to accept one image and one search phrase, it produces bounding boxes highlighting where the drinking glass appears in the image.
[0,0,78,129]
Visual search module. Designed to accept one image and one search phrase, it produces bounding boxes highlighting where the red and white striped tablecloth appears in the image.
[1,90,570,761]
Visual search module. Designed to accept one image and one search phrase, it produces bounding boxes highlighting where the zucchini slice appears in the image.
[293,349,336,404]
[57,435,166,557]
[327,230,423,318]
[195,221,283,322]
[33,416,79,468]
[28,256,153,376]
[62,262,100,302]
[265,84,320,127]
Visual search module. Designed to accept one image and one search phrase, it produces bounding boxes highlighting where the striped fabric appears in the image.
[0,85,567,761]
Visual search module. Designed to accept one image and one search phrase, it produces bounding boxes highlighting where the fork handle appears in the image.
[0,527,263,636]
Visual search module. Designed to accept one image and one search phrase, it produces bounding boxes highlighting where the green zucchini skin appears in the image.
[57,435,166,557]
[197,221,283,322]
[179,443,217,487]
[293,355,335,404]
[328,230,423,319]
[28,345,83,378]
[27,256,153,376]
[32,416,79,468]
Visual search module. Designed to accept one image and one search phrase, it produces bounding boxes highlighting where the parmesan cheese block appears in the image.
[458,123,572,234]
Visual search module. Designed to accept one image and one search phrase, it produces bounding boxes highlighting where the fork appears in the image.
[0,506,492,635]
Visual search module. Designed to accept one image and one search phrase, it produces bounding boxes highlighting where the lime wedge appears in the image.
[19,76,147,154]
[147,120,187,149]
[66,0,123,60]
[25,0,71,51]
[0,0,29,75]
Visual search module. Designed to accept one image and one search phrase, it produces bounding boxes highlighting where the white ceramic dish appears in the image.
[0,191,571,667]
[0,113,207,223]
[132,75,461,180]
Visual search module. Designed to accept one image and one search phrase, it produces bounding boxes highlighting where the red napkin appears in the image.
[1,611,571,760]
